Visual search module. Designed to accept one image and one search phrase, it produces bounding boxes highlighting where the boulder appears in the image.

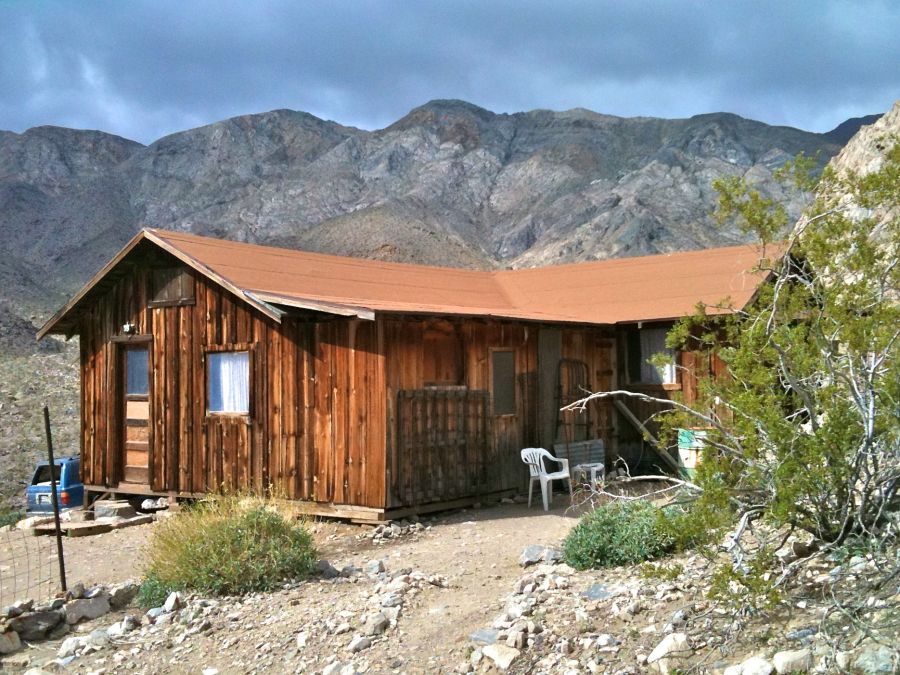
[773,648,812,673]
[348,635,371,653]
[364,612,389,636]
[93,500,136,519]
[854,644,897,674]
[108,581,139,609]
[482,644,520,671]
[0,630,21,655]
[10,609,64,640]
[735,656,775,675]
[57,636,86,658]
[64,596,110,624]
[315,560,340,579]
[647,632,691,674]
[518,545,546,567]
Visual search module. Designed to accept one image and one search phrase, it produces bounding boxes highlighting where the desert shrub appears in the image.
[0,508,23,528]
[563,500,675,569]
[141,494,316,598]
[137,571,171,608]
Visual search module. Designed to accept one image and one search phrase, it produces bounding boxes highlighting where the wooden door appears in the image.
[122,345,150,485]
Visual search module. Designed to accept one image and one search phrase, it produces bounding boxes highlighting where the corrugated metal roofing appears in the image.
[39,227,785,337]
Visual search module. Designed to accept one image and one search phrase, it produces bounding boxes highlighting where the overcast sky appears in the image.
[2,1,898,144]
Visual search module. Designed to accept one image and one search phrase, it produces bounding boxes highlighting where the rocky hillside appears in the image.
[1,101,883,330]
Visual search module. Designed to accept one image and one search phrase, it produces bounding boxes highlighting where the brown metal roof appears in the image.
[38,227,785,337]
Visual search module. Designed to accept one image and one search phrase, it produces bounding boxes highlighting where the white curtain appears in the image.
[208,351,250,413]
[639,328,677,384]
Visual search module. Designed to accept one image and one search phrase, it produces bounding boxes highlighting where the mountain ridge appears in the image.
[0,100,886,338]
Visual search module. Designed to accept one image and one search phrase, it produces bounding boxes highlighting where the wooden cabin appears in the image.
[38,229,776,521]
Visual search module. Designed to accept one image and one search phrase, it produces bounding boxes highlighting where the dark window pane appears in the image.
[492,350,516,415]
[126,349,149,395]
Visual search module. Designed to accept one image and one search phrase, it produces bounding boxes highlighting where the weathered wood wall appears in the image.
[382,318,617,508]
[78,248,387,508]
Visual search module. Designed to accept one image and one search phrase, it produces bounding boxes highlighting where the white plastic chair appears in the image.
[520,447,573,511]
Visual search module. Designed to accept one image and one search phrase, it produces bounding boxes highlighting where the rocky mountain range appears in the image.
[0,100,885,342]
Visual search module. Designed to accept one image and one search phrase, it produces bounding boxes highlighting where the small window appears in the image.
[126,348,149,396]
[492,350,516,415]
[627,327,676,385]
[208,351,250,414]
[150,268,194,307]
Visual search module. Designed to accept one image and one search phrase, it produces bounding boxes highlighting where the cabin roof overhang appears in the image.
[38,227,787,340]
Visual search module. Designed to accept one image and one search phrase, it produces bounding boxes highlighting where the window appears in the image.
[126,348,149,395]
[492,350,516,415]
[150,268,194,307]
[627,327,677,385]
[208,351,250,414]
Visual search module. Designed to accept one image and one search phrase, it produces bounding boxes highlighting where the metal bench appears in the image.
[553,439,605,487]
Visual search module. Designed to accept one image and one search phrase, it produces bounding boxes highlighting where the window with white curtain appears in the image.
[207,351,250,414]
[638,327,677,385]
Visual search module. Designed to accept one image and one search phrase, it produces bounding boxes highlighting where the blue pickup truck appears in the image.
[25,456,84,514]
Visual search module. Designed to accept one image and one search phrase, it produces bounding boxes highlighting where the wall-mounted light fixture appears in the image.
[122,322,137,335]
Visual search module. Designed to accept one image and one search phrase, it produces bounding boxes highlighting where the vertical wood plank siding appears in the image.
[78,254,634,511]
[78,258,387,508]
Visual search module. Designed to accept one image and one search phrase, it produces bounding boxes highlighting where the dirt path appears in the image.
[3,500,580,673]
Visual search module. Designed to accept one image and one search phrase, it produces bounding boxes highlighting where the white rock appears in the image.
[739,656,775,675]
[647,632,691,674]
[322,663,345,675]
[348,635,371,653]
[482,643,520,671]
[296,631,308,648]
[202,669,219,675]
[163,592,185,613]
[58,636,86,658]
[773,648,812,673]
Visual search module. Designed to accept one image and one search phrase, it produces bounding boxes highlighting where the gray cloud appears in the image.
[1,0,897,143]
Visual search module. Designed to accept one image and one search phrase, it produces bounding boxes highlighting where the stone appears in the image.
[470,628,499,645]
[482,644,520,671]
[67,582,85,600]
[773,648,812,673]
[380,592,402,608]
[11,609,65,640]
[365,559,385,574]
[57,636,86,658]
[65,596,110,624]
[738,656,775,675]
[93,500,136,519]
[296,631,308,648]
[581,584,612,601]
[163,591,185,612]
[348,635,371,653]
[88,628,110,647]
[595,634,616,648]
[108,581,140,609]
[0,630,21,655]
[364,612,389,636]
[854,644,896,674]
[316,560,340,579]
[519,545,547,567]
[647,632,691,674]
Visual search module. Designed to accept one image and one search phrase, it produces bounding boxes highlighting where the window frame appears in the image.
[148,267,196,308]
[205,343,255,419]
[625,324,681,391]
[490,348,517,417]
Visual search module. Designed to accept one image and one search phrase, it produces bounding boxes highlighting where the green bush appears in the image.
[0,508,23,528]
[141,495,317,599]
[563,499,675,570]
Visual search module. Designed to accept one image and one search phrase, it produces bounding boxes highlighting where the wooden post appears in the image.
[43,406,68,593]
